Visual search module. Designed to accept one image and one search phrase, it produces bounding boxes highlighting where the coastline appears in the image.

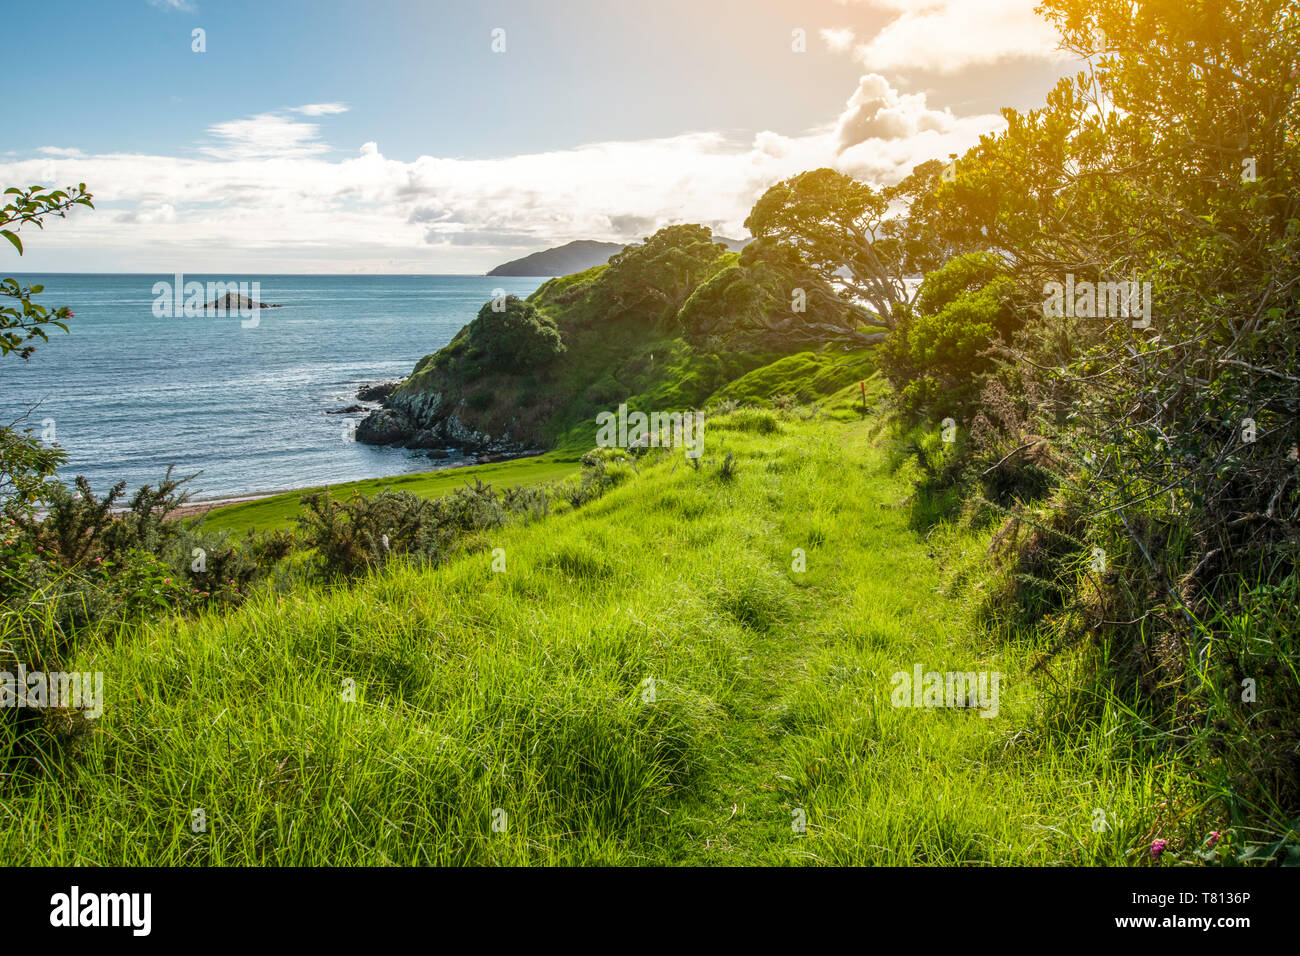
[166,448,557,526]
[166,493,281,522]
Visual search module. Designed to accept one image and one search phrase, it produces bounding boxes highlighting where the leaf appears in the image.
[0,229,22,255]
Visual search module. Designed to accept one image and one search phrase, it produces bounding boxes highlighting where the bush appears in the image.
[676,238,866,351]
[878,253,1020,422]
[559,450,636,509]
[2,468,290,643]
[456,296,564,374]
[295,480,549,579]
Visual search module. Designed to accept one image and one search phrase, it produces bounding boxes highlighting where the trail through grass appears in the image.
[0,405,1189,864]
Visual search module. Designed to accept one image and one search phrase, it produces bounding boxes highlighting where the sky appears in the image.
[2,0,1083,273]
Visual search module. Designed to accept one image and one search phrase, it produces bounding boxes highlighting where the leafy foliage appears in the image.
[0,420,65,523]
[677,238,879,351]
[1,184,93,359]
[878,252,1021,420]
[454,295,565,373]
[744,162,959,330]
[591,224,729,327]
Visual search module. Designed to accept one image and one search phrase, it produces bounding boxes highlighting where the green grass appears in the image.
[195,453,579,535]
[707,346,875,407]
[0,406,1198,864]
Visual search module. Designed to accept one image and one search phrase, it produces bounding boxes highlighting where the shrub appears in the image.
[455,296,565,374]
[877,252,1021,422]
[559,450,636,509]
[295,480,549,579]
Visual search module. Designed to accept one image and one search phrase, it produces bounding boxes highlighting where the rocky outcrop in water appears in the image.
[354,388,527,455]
[356,381,400,402]
[203,292,281,311]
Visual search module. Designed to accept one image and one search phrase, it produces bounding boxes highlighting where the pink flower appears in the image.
[1207,831,1220,848]
[1150,839,1168,859]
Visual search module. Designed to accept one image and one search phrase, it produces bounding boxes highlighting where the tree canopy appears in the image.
[458,295,565,373]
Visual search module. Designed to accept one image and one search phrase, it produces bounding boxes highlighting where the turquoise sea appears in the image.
[0,274,544,501]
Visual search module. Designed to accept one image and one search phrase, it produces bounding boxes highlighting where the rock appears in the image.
[352,387,527,456]
[203,292,280,311]
[354,408,414,445]
[427,449,450,459]
[325,405,365,415]
[402,430,442,450]
[356,381,401,403]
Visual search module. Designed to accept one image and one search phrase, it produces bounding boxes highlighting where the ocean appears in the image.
[0,274,545,501]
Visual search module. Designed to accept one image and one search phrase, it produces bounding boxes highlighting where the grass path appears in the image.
[2,404,1183,864]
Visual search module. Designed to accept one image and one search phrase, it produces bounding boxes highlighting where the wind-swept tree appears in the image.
[594,224,728,326]
[743,161,957,331]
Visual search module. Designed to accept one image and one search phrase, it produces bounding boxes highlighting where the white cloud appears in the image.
[836,0,1064,74]
[820,28,857,53]
[147,0,195,12]
[833,73,956,152]
[201,111,332,160]
[0,91,1004,271]
[292,103,349,116]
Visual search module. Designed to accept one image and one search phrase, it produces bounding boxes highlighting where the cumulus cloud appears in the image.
[0,95,1003,271]
[835,0,1064,74]
[833,73,956,152]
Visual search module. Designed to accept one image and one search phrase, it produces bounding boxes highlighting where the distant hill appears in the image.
[487,240,626,277]
[487,234,752,277]
[712,235,752,253]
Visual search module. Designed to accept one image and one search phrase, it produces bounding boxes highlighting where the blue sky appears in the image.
[3,0,1080,272]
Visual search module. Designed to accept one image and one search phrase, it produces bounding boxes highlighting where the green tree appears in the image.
[461,295,565,372]
[743,162,959,331]
[676,238,884,351]
[594,224,728,326]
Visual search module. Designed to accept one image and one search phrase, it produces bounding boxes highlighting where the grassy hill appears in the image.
[358,227,875,459]
[1,381,1200,864]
